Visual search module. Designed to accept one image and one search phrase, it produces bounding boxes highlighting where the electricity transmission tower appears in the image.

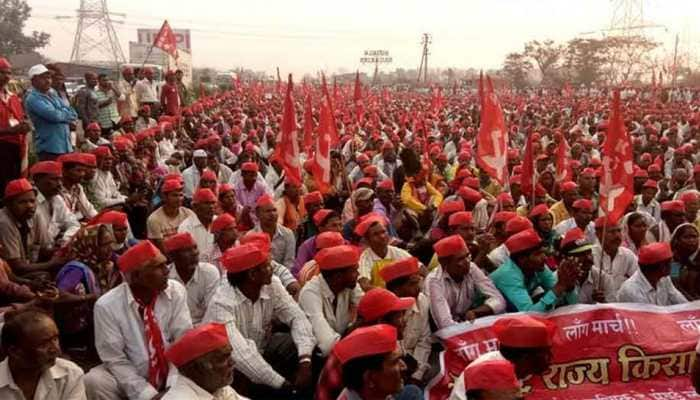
[416,33,431,84]
[66,0,126,65]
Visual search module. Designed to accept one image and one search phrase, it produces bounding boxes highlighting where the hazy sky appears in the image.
[24,0,700,76]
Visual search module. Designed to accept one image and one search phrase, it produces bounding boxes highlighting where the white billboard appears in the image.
[137,28,191,51]
[129,42,192,86]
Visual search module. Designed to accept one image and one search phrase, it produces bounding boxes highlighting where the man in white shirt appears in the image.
[163,323,249,400]
[554,199,596,244]
[355,214,412,291]
[0,309,86,400]
[178,188,217,264]
[617,242,687,305]
[379,257,432,384]
[182,150,208,200]
[133,67,159,109]
[252,195,296,271]
[202,242,315,396]
[164,233,220,325]
[298,245,363,356]
[635,179,661,223]
[84,240,193,400]
[593,217,639,292]
[156,122,176,162]
[91,146,127,210]
[30,161,80,246]
[58,153,98,222]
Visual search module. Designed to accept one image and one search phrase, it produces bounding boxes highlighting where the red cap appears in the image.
[0,57,12,69]
[356,153,370,163]
[679,191,700,204]
[117,240,166,273]
[572,199,594,212]
[58,152,89,166]
[594,215,619,229]
[464,360,519,391]
[314,245,359,270]
[113,137,133,151]
[93,146,112,159]
[221,243,269,273]
[165,323,229,367]
[439,199,466,216]
[434,234,468,258]
[89,210,129,228]
[218,183,234,194]
[333,324,398,364]
[580,168,596,177]
[638,242,673,266]
[358,288,415,322]
[354,177,374,189]
[4,178,34,199]
[241,162,259,172]
[255,194,275,208]
[303,191,324,205]
[379,257,419,283]
[642,179,658,190]
[448,211,473,227]
[164,232,196,253]
[239,231,272,253]
[560,227,586,249]
[634,169,649,178]
[493,211,517,224]
[496,192,514,205]
[312,209,334,227]
[192,188,217,204]
[30,161,62,177]
[200,169,217,181]
[493,315,556,348]
[162,179,183,193]
[211,213,236,233]
[528,203,550,219]
[560,181,578,193]
[648,164,661,173]
[363,165,379,177]
[377,180,394,191]
[315,232,344,249]
[354,214,386,237]
[694,165,700,174]
[505,216,534,235]
[505,229,543,254]
[458,186,482,204]
[661,200,685,213]
[464,177,480,190]
[81,153,97,167]
[86,122,101,131]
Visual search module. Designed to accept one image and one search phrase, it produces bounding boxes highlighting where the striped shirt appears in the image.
[95,89,119,129]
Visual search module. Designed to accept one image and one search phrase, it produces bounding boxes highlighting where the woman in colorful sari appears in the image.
[54,223,120,348]
[671,223,700,299]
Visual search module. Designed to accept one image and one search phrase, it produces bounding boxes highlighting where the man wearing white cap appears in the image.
[182,149,208,200]
[23,64,77,160]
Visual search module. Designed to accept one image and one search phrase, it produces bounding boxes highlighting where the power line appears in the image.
[68,0,126,65]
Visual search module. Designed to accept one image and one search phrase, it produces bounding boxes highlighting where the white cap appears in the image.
[193,149,207,158]
[28,64,49,79]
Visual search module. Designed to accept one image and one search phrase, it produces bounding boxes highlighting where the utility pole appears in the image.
[417,33,431,85]
[671,33,679,87]
[68,0,126,66]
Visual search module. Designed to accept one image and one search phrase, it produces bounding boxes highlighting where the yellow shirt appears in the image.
[549,201,571,226]
[400,180,444,213]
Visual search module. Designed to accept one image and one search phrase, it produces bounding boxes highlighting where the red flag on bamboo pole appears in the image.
[153,20,179,59]
[353,71,364,123]
[303,93,314,151]
[555,135,573,183]
[476,75,508,184]
[271,74,301,185]
[321,74,338,144]
[599,90,634,222]
[311,87,335,193]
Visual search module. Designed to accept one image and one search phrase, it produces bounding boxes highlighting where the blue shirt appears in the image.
[24,89,77,154]
[489,257,577,312]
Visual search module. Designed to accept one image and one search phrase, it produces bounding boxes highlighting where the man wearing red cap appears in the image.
[295,191,326,243]
[134,67,159,115]
[178,188,217,263]
[376,142,400,180]
[31,161,80,246]
[0,57,31,195]
[92,146,128,210]
[559,228,615,304]
[617,242,687,305]
[85,240,192,400]
[490,230,578,312]
[147,178,195,251]
[202,243,315,396]
[549,181,579,226]
[116,66,137,118]
[209,212,238,272]
[356,214,412,290]
[297,231,345,286]
[253,194,296,270]
[275,179,305,232]
[650,200,687,242]
[427,235,505,328]
[160,70,181,117]
[380,257,432,384]
[576,168,599,210]
[348,153,372,184]
[58,154,98,221]
[593,217,639,293]
[634,179,661,223]
[298,245,363,357]
[448,315,555,400]
[553,198,596,244]
[232,161,273,221]
[164,233,220,325]
[293,209,343,277]
[0,178,62,275]
[162,323,248,399]
[456,360,521,400]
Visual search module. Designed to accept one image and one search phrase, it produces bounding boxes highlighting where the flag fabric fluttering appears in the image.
[476,75,508,185]
[303,93,314,151]
[321,74,338,144]
[271,74,302,186]
[599,90,634,223]
[153,20,179,59]
[353,71,364,123]
[311,77,336,193]
[555,135,573,183]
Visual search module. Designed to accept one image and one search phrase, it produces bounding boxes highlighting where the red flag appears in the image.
[476,75,508,184]
[430,86,444,114]
[521,133,535,195]
[321,74,338,145]
[353,71,364,123]
[311,90,335,193]
[333,77,339,108]
[271,74,302,185]
[600,90,634,222]
[659,71,664,88]
[303,93,314,151]
[555,135,573,183]
[153,20,179,59]
[276,67,282,94]
[563,82,573,98]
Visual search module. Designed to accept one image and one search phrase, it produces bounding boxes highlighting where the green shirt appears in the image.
[95,89,119,129]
